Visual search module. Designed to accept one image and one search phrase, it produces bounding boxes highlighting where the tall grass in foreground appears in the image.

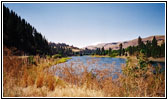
[3,47,165,97]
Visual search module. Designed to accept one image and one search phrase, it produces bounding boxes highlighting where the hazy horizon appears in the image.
[4,3,165,48]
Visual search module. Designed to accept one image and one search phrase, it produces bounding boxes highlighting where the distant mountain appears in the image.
[84,35,165,50]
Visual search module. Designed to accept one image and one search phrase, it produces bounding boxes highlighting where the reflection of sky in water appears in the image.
[51,56,126,79]
[64,56,125,71]
[51,56,165,80]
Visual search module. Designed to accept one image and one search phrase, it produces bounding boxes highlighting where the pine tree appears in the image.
[3,5,51,55]
[108,48,112,56]
[128,46,133,56]
[138,36,143,52]
[145,40,152,57]
[122,48,125,56]
[119,43,122,56]
[151,36,158,58]
[101,47,105,55]
[161,42,165,57]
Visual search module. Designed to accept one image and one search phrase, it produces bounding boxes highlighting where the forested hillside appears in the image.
[3,5,50,55]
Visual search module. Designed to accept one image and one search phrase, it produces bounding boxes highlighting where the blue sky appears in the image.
[4,3,165,48]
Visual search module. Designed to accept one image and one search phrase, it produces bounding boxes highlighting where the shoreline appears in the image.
[89,55,111,58]
[90,55,165,63]
[54,57,72,64]
[148,57,165,63]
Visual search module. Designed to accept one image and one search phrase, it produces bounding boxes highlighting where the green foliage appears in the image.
[50,43,74,57]
[52,54,62,59]
[119,43,122,56]
[46,55,52,59]
[138,36,143,51]
[28,56,36,65]
[108,48,112,55]
[127,36,165,58]
[55,57,71,64]
[122,52,165,97]
[109,52,118,57]
[161,42,165,57]
[88,36,164,59]
[145,40,152,57]
[138,50,148,69]
[122,48,125,56]
[101,47,105,55]
[123,51,149,78]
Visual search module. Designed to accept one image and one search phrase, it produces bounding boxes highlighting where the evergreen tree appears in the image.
[3,5,51,55]
[101,47,105,55]
[161,42,165,57]
[138,50,148,70]
[145,40,152,57]
[119,43,122,56]
[95,48,101,55]
[151,36,158,58]
[122,48,125,56]
[138,36,143,51]
[152,36,157,47]
[128,46,133,56]
[108,48,112,56]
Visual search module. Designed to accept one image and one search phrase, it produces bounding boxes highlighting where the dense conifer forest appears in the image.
[3,5,51,55]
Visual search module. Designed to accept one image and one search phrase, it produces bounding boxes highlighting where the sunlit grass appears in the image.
[3,47,165,97]
[55,57,71,64]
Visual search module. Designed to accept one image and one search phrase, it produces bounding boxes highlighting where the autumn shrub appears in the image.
[21,69,28,87]
[36,72,44,88]
[45,74,55,91]
[120,51,165,97]
[3,47,26,96]
[27,75,35,86]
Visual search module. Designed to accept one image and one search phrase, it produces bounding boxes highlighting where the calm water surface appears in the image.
[51,56,165,79]
[66,56,126,71]
[52,56,126,79]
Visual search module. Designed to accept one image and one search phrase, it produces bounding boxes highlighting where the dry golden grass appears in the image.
[3,47,165,97]
[47,85,105,97]
[7,84,105,97]
[148,57,165,62]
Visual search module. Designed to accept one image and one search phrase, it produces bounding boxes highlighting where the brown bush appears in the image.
[36,73,44,88]
[46,74,55,91]
[27,75,35,86]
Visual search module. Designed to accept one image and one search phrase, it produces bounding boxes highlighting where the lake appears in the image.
[51,56,165,79]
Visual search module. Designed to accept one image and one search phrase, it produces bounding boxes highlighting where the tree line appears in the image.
[49,42,73,57]
[126,36,165,58]
[3,5,75,57]
[92,36,165,58]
